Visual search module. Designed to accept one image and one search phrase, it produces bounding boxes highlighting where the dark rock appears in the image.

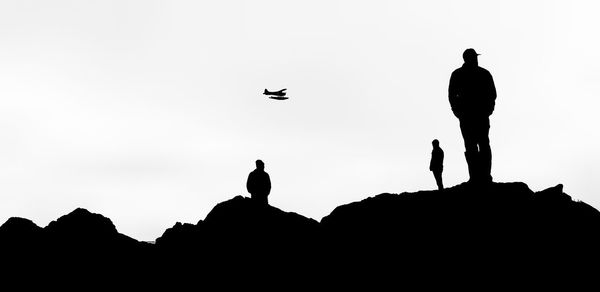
[155,221,204,248]
[0,217,42,238]
[2,182,600,286]
[203,195,319,237]
[45,208,119,239]
[42,208,151,271]
[156,195,320,270]
[0,217,44,251]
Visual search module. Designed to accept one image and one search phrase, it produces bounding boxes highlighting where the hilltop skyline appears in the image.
[0,1,598,241]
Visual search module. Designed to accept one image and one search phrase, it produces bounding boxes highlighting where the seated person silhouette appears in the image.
[429,139,444,190]
[246,160,271,205]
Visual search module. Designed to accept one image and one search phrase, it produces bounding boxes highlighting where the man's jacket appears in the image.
[430,147,444,172]
[449,64,497,118]
[246,170,271,197]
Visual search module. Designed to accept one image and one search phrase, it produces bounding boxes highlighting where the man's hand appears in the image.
[452,108,462,119]
[486,103,495,116]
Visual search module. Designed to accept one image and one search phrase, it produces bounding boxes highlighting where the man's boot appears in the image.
[464,151,479,183]
[479,147,493,183]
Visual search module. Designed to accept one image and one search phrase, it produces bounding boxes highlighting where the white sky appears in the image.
[0,1,598,241]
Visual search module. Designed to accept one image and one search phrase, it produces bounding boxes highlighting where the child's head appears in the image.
[432,139,439,148]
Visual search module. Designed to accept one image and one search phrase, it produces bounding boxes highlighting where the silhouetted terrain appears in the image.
[2,182,599,286]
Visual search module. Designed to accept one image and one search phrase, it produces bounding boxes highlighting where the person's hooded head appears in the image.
[255,159,265,171]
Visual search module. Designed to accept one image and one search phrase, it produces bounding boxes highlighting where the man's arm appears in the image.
[265,173,271,195]
[246,173,253,194]
[487,71,497,115]
[448,71,461,118]
[429,152,434,171]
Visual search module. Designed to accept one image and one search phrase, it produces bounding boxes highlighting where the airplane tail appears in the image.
[263,89,268,94]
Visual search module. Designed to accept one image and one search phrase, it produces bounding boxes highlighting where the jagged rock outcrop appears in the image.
[1,182,599,284]
[156,196,320,247]
[45,208,118,237]
[319,182,600,280]
[155,195,320,270]
[203,195,319,237]
[44,208,146,251]
[1,207,152,281]
[0,217,44,253]
[155,221,204,248]
[0,217,43,240]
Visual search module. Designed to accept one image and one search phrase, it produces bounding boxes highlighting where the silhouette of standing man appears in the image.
[449,48,496,183]
[246,160,271,205]
[430,139,444,190]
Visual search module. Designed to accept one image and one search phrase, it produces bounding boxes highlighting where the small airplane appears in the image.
[263,88,289,100]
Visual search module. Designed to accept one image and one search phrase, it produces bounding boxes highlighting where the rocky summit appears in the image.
[1,182,599,286]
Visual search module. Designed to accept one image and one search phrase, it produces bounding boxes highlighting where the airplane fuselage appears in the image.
[264,89,287,97]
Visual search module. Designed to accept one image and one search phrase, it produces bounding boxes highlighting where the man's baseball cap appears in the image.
[463,48,481,59]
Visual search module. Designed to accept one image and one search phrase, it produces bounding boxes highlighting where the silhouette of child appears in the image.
[430,139,444,190]
[246,160,271,205]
